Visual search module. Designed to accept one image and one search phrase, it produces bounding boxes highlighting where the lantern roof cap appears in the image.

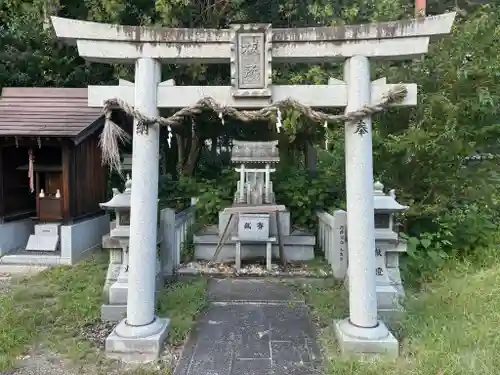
[100,174,132,210]
[373,181,408,212]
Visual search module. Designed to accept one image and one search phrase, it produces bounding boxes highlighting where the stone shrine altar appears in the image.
[193,140,315,263]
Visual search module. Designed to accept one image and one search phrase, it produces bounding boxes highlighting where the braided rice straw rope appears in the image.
[99,84,407,172]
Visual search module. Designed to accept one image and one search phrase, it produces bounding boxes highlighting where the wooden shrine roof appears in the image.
[0,87,103,141]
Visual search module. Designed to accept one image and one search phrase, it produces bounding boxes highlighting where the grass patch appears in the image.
[297,254,500,375]
[0,251,208,373]
[157,278,208,346]
[0,252,108,371]
[301,257,332,276]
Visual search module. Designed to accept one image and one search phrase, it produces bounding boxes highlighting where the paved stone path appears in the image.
[174,278,322,375]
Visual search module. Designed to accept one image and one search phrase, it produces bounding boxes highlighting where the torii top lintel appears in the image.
[51,13,455,65]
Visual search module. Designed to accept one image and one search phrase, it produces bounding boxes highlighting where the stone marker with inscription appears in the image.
[238,213,270,241]
[230,24,272,99]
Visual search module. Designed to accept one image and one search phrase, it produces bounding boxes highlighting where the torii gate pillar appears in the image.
[336,55,398,355]
[104,57,171,359]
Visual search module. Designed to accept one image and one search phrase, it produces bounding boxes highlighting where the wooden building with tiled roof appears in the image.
[0,87,108,224]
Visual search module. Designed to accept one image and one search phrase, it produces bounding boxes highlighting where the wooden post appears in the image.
[235,240,241,270]
[266,241,272,271]
[61,141,73,224]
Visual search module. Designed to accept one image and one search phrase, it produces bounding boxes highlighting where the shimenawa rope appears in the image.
[99,84,408,172]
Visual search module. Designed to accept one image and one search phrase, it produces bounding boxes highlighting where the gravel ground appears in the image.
[178,260,331,277]
[7,350,84,375]
[6,346,179,375]
[0,276,12,295]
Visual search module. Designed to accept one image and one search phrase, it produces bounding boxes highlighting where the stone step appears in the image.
[208,278,304,303]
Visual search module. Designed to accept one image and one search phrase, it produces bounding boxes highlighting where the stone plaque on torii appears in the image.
[51,12,455,361]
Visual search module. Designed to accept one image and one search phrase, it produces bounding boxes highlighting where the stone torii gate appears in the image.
[51,13,455,360]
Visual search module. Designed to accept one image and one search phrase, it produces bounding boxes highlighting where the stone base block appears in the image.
[194,230,315,262]
[376,284,402,310]
[109,282,128,304]
[101,304,126,322]
[333,319,398,359]
[0,219,34,257]
[25,234,59,252]
[34,223,61,236]
[105,317,170,363]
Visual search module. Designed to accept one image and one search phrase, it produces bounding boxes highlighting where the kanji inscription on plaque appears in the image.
[238,213,270,241]
[339,225,346,262]
[230,24,272,97]
[238,34,264,89]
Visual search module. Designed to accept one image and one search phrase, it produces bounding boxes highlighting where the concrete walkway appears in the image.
[174,279,322,375]
[0,265,48,295]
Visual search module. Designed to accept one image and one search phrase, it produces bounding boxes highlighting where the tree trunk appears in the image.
[182,134,203,177]
[305,141,317,176]
[211,136,218,159]
[278,133,292,167]
[176,134,185,174]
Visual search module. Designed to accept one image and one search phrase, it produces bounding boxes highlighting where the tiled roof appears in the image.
[0,87,103,137]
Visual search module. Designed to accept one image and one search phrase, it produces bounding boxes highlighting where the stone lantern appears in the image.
[372,181,409,321]
[99,175,132,322]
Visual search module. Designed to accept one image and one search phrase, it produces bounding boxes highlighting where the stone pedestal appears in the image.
[194,229,315,262]
[102,248,126,321]
[102,249,164,322]
[105,317,171,362]
[376,239,407,322]
[26,223,61,252]
[333,319,398,359]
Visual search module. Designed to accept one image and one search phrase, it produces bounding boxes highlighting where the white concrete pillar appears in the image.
[239,164,245,202]
[343,55,378,328]
[122,58,161,328]
[333,56,398,359]
[264,164,270,203]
